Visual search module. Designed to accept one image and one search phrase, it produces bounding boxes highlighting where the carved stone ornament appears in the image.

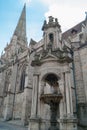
[31,44,72,66]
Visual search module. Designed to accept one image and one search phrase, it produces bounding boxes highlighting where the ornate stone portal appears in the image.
[29,16,77,130]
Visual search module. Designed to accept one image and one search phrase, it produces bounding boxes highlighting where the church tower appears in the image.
[4,4,27,61]
[42,16,62,50]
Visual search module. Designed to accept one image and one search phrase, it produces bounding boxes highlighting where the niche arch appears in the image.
[40,72,60,95]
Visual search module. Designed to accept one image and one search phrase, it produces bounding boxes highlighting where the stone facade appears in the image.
[0,4,87,130]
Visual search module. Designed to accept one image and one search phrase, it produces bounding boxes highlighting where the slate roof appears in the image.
[62,20,85,40]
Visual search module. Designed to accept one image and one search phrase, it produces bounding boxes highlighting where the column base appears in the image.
[4,104,13,121]
[77,103,87,128]
[48,126,59,130]
[29,117,41,130]
[21,118,29,126]
[60,116,77,130]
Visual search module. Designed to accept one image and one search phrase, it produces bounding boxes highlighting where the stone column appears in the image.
[22,64,32,125]
[65,71,73,116]
[59,71,77,130]
[29,73,40,130]
[56,31,59,48]
[31,73,39,117]
[68,71,73,115]
[56,30,61,50]
[46,34,48,47]
[4,84,13,120]
[59,79,66,118]
[54,31,56,49]
[38,81,45,117]
[44,34,46,50]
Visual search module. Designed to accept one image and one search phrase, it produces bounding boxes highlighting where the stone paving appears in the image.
[0,120,28,130]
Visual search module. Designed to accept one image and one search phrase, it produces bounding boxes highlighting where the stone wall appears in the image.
[79,47,87,102]
[13,92,24,119]
[0,70,6,117]
[2,96,8,117]
[74,50,85,103]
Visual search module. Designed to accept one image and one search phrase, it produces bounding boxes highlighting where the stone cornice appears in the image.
[31,47,72,66]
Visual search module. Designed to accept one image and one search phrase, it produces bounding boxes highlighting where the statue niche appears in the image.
[40,73,62,130]
[49,33,54,43]
[42,74,60,95]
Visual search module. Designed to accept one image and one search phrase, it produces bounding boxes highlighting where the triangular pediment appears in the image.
[41,53,58,60]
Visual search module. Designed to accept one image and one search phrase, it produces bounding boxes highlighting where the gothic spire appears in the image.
[14,4,27,42]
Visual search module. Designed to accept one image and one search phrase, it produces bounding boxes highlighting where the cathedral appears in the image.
[0,4,87,130]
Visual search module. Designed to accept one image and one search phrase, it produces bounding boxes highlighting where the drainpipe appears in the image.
[70,49,78,114]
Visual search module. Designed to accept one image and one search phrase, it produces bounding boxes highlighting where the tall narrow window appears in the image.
[4,72,10,96]
[49,33,54,43]
[20,69,25,91]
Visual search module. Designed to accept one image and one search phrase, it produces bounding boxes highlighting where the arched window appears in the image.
[20,69,25,91]
[4,71,11,96]
[4,79,9,96]
[49,33,54,43]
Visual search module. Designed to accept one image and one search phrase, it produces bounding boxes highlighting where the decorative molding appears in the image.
[24,86,32,89]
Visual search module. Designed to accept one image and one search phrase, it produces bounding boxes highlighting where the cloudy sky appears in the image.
[0,0,87,54]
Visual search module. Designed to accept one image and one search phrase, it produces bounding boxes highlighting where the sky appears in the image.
[0,0,87,55]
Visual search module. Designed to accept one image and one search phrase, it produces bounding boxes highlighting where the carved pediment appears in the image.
[40,53,58,61]
[31,44,72,66]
